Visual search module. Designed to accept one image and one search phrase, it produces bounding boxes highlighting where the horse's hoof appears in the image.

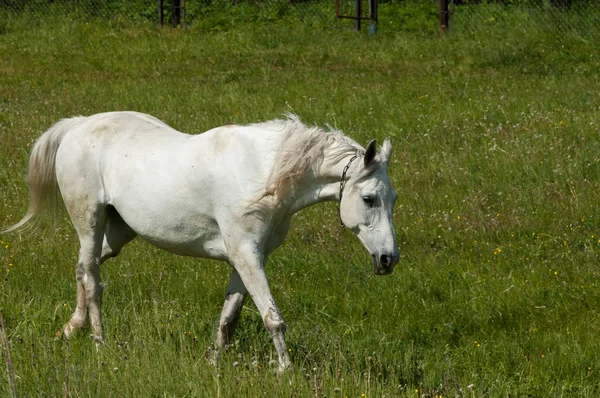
[90,334,105,345]
[63,324,73,340]
[206,346,219,367]
[277,362,292,374]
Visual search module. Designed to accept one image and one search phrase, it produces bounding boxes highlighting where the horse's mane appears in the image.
[255,114,364,207]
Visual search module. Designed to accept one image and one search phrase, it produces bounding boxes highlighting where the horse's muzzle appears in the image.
[372,253,399,275]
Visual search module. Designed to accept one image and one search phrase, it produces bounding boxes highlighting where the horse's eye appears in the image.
[362,196,375,207]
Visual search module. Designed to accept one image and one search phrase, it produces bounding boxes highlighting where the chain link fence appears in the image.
[1,0,599,35]
[453,0,600,36]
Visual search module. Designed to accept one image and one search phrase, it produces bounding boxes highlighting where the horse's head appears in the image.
[339,138,399,275]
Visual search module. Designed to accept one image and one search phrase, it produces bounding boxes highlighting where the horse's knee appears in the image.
[264,308,287,336]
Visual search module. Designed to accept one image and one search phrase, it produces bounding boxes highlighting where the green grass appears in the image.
[1,10,600,397]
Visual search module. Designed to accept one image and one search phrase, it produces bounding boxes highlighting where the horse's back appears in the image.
[57,112,278,171]
[59,111,186,147]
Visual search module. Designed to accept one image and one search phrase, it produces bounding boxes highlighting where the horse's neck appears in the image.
[286,150,357,215]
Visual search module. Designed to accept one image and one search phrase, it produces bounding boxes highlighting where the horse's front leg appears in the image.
[228,242,291,372]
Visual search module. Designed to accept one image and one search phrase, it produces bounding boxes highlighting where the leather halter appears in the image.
[338,152,363,227]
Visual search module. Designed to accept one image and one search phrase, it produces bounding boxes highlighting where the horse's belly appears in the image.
[139,227,228,260]
[115,205,229,260]
[148,235,228,260]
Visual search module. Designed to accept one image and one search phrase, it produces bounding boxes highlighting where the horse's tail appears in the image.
[2,116,86,234]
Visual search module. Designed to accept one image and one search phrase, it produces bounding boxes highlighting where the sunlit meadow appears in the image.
[1,8,600,397]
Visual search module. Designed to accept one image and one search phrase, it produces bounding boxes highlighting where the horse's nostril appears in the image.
[380,254,391,268]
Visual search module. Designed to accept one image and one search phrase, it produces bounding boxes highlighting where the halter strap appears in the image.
[338,152,363,228]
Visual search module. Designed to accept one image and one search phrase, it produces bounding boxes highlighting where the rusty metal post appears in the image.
[181,0,186,28]
[369,0,377,34]
[158,0,164,26]
[440,0,449,34]
[171,0,181,28]
[355,0,361,31]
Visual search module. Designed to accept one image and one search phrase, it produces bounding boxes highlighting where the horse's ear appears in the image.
[364,139,377,168]
[381,137,392,165]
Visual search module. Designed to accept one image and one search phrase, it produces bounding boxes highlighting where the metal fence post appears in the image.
[158,0,164,26]
[369,0,377,34]
[171,0,181,27]
[440,0,449,34]
[355,0,361,31]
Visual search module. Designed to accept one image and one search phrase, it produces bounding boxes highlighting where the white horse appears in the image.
[3,111,399,371]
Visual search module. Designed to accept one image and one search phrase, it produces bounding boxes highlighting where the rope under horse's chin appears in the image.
[338,152,364,228]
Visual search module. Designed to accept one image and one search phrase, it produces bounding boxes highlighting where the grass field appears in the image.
[1,10,600,397]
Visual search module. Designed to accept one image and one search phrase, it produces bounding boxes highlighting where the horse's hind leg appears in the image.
[63,204,108,343]
[63,265,88,339]
[64,205,137,341]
